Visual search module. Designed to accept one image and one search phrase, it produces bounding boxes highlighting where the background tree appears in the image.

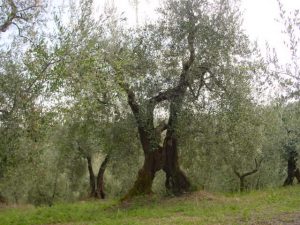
[280,102,300,185]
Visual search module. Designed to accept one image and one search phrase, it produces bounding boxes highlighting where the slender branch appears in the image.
[121,82,140,117]
[0,0,40,33]
[269,69,300,80]
[233,168,241,178]
[25,58,62,94]
[241,168,258,178]
[11,21,36,45]
[0,0,17,32]
[233,158,263,179]
[17,5,39,14]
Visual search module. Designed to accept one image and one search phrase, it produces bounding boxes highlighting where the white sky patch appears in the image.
[94,0,300,63]
[93,0,160,26]
[241,0,300,62]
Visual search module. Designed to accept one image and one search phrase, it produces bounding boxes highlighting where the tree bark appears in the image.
[0,193,6,204]
[96,155,110,199]
[163,92,190,195]
[294,168,300,183]
[163,135,190,195]
[123,146,165,200]
[283,156,299,186]
[124,96,191,198]
[239,177,245,192]
[86,154,110,199]
[86,155,96,198]
[0,0,17,32]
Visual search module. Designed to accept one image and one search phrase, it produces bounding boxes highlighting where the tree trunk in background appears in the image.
[86,155,96,198]
[96,155,110,199]
[283,156,297,186]
[234,159,261,192]
[87,155,111,199]
[294,168,300,183]
[0,192,6,204]
[239,177,245,192]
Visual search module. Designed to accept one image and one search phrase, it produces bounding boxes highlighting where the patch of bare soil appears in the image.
[257,212,300,225]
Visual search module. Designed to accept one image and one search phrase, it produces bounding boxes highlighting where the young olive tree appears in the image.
[47,0,142,199]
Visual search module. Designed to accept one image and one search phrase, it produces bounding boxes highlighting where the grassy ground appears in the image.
[1,186,300,225]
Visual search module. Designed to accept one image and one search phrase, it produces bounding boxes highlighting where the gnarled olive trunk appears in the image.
[163,97,190,195]
[124,98,190,199]
[163,135,190,195]
[124,131,190,199]
[123,138,165,199]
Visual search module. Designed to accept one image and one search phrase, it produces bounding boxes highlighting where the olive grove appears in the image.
[0,0,299,205]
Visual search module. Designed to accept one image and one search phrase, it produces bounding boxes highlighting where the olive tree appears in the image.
[105,0,260,198]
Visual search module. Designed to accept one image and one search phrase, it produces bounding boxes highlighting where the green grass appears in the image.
[1,186,300,225]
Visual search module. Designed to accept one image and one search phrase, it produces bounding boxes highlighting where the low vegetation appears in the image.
[1,186,300,225]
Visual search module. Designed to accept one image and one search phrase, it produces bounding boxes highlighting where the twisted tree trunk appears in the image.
[163,88,191,195]
[283,156,300,186]
[124,147,165,199]
[96,155,110,199]
[86,154,110,199]
[163,135,190,195]
[295,168,300,183]
[86,155,96,198]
